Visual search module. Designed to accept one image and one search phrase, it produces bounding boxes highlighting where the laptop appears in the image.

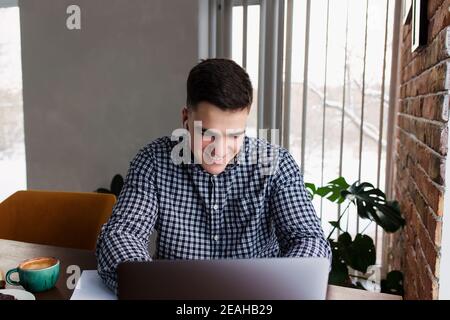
[117,257,330,300]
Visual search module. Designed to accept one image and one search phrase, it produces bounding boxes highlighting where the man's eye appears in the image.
[202,133,215,140]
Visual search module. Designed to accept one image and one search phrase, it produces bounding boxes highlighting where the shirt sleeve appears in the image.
[96,146,158,293]
[270,149,332,263]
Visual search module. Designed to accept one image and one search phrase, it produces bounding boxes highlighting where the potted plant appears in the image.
[306,177,405,295]
[96,174,124,197]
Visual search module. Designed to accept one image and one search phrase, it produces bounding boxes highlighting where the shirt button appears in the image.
[213,204,219,211]
[213,235,219,241]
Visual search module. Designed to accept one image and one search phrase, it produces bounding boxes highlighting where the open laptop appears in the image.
[117,257,330,300]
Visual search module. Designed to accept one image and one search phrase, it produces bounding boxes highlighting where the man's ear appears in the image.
[181,106,189,129]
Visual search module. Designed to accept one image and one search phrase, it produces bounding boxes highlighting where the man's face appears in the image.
[182,102,249,175]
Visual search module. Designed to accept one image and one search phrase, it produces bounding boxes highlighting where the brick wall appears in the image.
[387,0,450,300]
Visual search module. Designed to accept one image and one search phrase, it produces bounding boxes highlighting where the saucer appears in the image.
[0,289,36,300]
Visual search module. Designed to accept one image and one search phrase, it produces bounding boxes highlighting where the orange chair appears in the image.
[0,190,116,250]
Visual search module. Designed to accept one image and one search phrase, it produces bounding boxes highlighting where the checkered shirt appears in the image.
[96,135,331,292]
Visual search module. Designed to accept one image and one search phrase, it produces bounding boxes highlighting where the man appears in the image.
[96,58,331,292]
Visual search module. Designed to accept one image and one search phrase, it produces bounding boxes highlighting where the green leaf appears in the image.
[333,233,376,274]
[381,270,404,296]
[315,177,350,204]
[329,260,349,286]
[96,188,111,194]
[110,174,124,197]
[346,234,376,273]
[328,240,350,286]
[329,221,344,233]
[342,181,405,233]
[337,232,352,247]
[305,183,316,200]
[329,234,378,286]
[336,232,353,269]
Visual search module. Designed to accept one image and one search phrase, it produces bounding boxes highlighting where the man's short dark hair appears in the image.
[186,58,253,111]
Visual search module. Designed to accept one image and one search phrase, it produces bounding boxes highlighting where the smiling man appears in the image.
[96,58,331,292]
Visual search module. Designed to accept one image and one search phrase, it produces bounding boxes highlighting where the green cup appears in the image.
[6,257,60,293]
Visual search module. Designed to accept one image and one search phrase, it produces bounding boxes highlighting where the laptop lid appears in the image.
[117,257,329,300]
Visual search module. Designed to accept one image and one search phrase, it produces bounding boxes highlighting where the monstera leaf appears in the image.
[329,232,376,285]
[310,177,350,204]
[110,174,124,197]
[328,220,344,233]
[346,234,376,273]
[305,176,405,293]
[341,181,405,233]
[336,232,375,273]
[328,239,350,286]
[96,174,124,197]
[305,183,316,200]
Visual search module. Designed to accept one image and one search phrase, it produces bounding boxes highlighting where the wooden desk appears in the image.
[0,239,401,300]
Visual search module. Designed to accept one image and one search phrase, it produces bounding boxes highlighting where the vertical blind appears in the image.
[208,0,402,271]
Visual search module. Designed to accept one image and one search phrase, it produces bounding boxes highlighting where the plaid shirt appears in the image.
[96,135,331,292]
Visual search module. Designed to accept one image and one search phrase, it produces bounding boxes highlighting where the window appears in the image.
[219,0,396,272]
[232,3,260,137]
[0,0,26,201]
[287,0,394,260]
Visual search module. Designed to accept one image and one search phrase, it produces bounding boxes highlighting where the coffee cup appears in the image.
[5,257,60,293]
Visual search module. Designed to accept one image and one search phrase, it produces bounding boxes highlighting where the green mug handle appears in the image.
[6,268,21,286]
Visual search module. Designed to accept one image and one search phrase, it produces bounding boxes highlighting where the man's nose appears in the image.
[212,138,226,158]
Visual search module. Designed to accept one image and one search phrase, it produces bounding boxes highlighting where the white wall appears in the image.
[19,0,207,191]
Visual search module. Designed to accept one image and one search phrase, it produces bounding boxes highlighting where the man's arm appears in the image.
[96,147,158,293]
[270,149,332,261]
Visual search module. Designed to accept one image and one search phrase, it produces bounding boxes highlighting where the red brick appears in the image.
[406,61,449,97]
[415,242,440,299]
[412,206,441,276]
[402,27,450,83]
[428,0,445,19]
[398,114,448,156]
[404,249,419,300]
[406,175,429,215]
[410,163,445,216]
[398,127,446,184]
[428,0,450,41]
[392,0,448,300]
[422,94,449,122]
[424,208,443,250]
